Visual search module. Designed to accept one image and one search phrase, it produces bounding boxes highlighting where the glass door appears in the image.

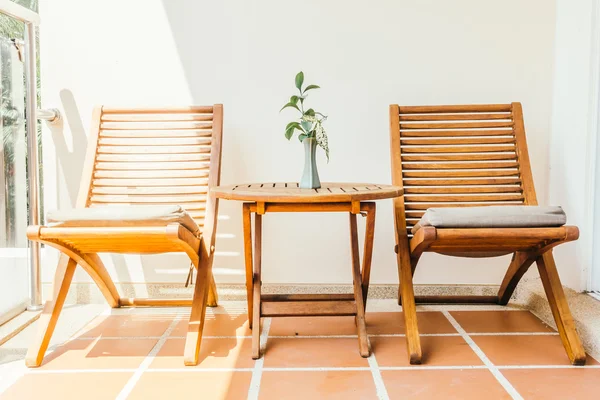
[593,67,600,297]
[593,134,600,296]
[0,37,29,323]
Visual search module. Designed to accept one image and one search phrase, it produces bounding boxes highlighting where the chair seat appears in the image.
[47,205,200,236]
[411,206,566,234]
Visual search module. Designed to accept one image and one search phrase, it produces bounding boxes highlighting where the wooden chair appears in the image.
[25,105,223,367]
[389,102,586,365]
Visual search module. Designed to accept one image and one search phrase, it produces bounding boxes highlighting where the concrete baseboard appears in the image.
[43,282,501,303]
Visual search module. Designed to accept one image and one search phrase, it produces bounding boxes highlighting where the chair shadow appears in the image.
[40,309,249,367]
[161,311,250,367]
[49,89,88,206]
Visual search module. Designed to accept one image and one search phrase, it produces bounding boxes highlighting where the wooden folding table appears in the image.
[212,182,403,358]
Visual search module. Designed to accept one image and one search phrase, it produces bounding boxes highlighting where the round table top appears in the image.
[211,182,403,203]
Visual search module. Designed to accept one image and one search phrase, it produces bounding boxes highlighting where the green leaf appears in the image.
[286,121,305,132]
[298,133,308,142]
[303,84,320,92]
[280,102,301,112]
[285,127,294,140]
[301,120,313,132]
[304,108,315,116]
[285,121,297,129]
[290,95,299,105]
[295,71,304,90]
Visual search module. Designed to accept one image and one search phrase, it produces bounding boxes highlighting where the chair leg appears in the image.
[349,213,370,357]
[397,227,436,300]
[183,253,211,366]
[398,247,422,364]
[207,270,218,307]
[395,238,412,304]
[252,213,263,359]
[536,252,586,365]
[497,251,535,305]
[25,254,76,367]
[410,257,419,277]
[242,204,254,329]
[497,233,576,306]
[361,204,376,310]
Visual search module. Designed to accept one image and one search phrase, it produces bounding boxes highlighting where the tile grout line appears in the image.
[466,332,558,336]
[367,349,390,400]
[71,332,559,341]
[247,318,271,400]
[252,366,386,373]
[442,311,523,400]
[497,365,600,369]
[379,365,489,370]
[415,306,526,312]
[23,364,600,375]
[115,314,183,400]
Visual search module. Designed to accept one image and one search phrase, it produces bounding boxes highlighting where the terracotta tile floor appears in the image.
[1,303,599,399]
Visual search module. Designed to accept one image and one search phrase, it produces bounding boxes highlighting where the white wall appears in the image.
[548,0,599,291]
[39,0,558,291]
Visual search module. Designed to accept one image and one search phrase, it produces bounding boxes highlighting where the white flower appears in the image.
[302,115,317,123]
[315,121,330,162]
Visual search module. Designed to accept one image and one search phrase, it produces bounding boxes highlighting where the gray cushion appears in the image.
[46,205,200,235]
[411,205,566,234]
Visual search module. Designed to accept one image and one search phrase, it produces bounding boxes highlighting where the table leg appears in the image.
[361,203,376,311]
[349,212,370,357]
[242,204,254,329]
[252,213,263,359]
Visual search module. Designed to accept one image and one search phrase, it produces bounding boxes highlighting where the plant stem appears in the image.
[298,88,305,115]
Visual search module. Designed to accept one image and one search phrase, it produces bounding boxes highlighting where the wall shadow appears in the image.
[52,89,88,206]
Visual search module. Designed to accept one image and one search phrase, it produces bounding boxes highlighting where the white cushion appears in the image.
[46,205,200,235]
[411,206,566,234]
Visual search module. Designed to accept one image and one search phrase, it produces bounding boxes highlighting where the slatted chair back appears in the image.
[77,105,223,242]
[389,102,537,238]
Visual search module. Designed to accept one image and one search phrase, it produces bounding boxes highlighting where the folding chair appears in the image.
[25,105,223,367]
[389,102,586,365]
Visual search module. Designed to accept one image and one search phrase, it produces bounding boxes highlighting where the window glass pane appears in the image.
[0,36,29,318]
